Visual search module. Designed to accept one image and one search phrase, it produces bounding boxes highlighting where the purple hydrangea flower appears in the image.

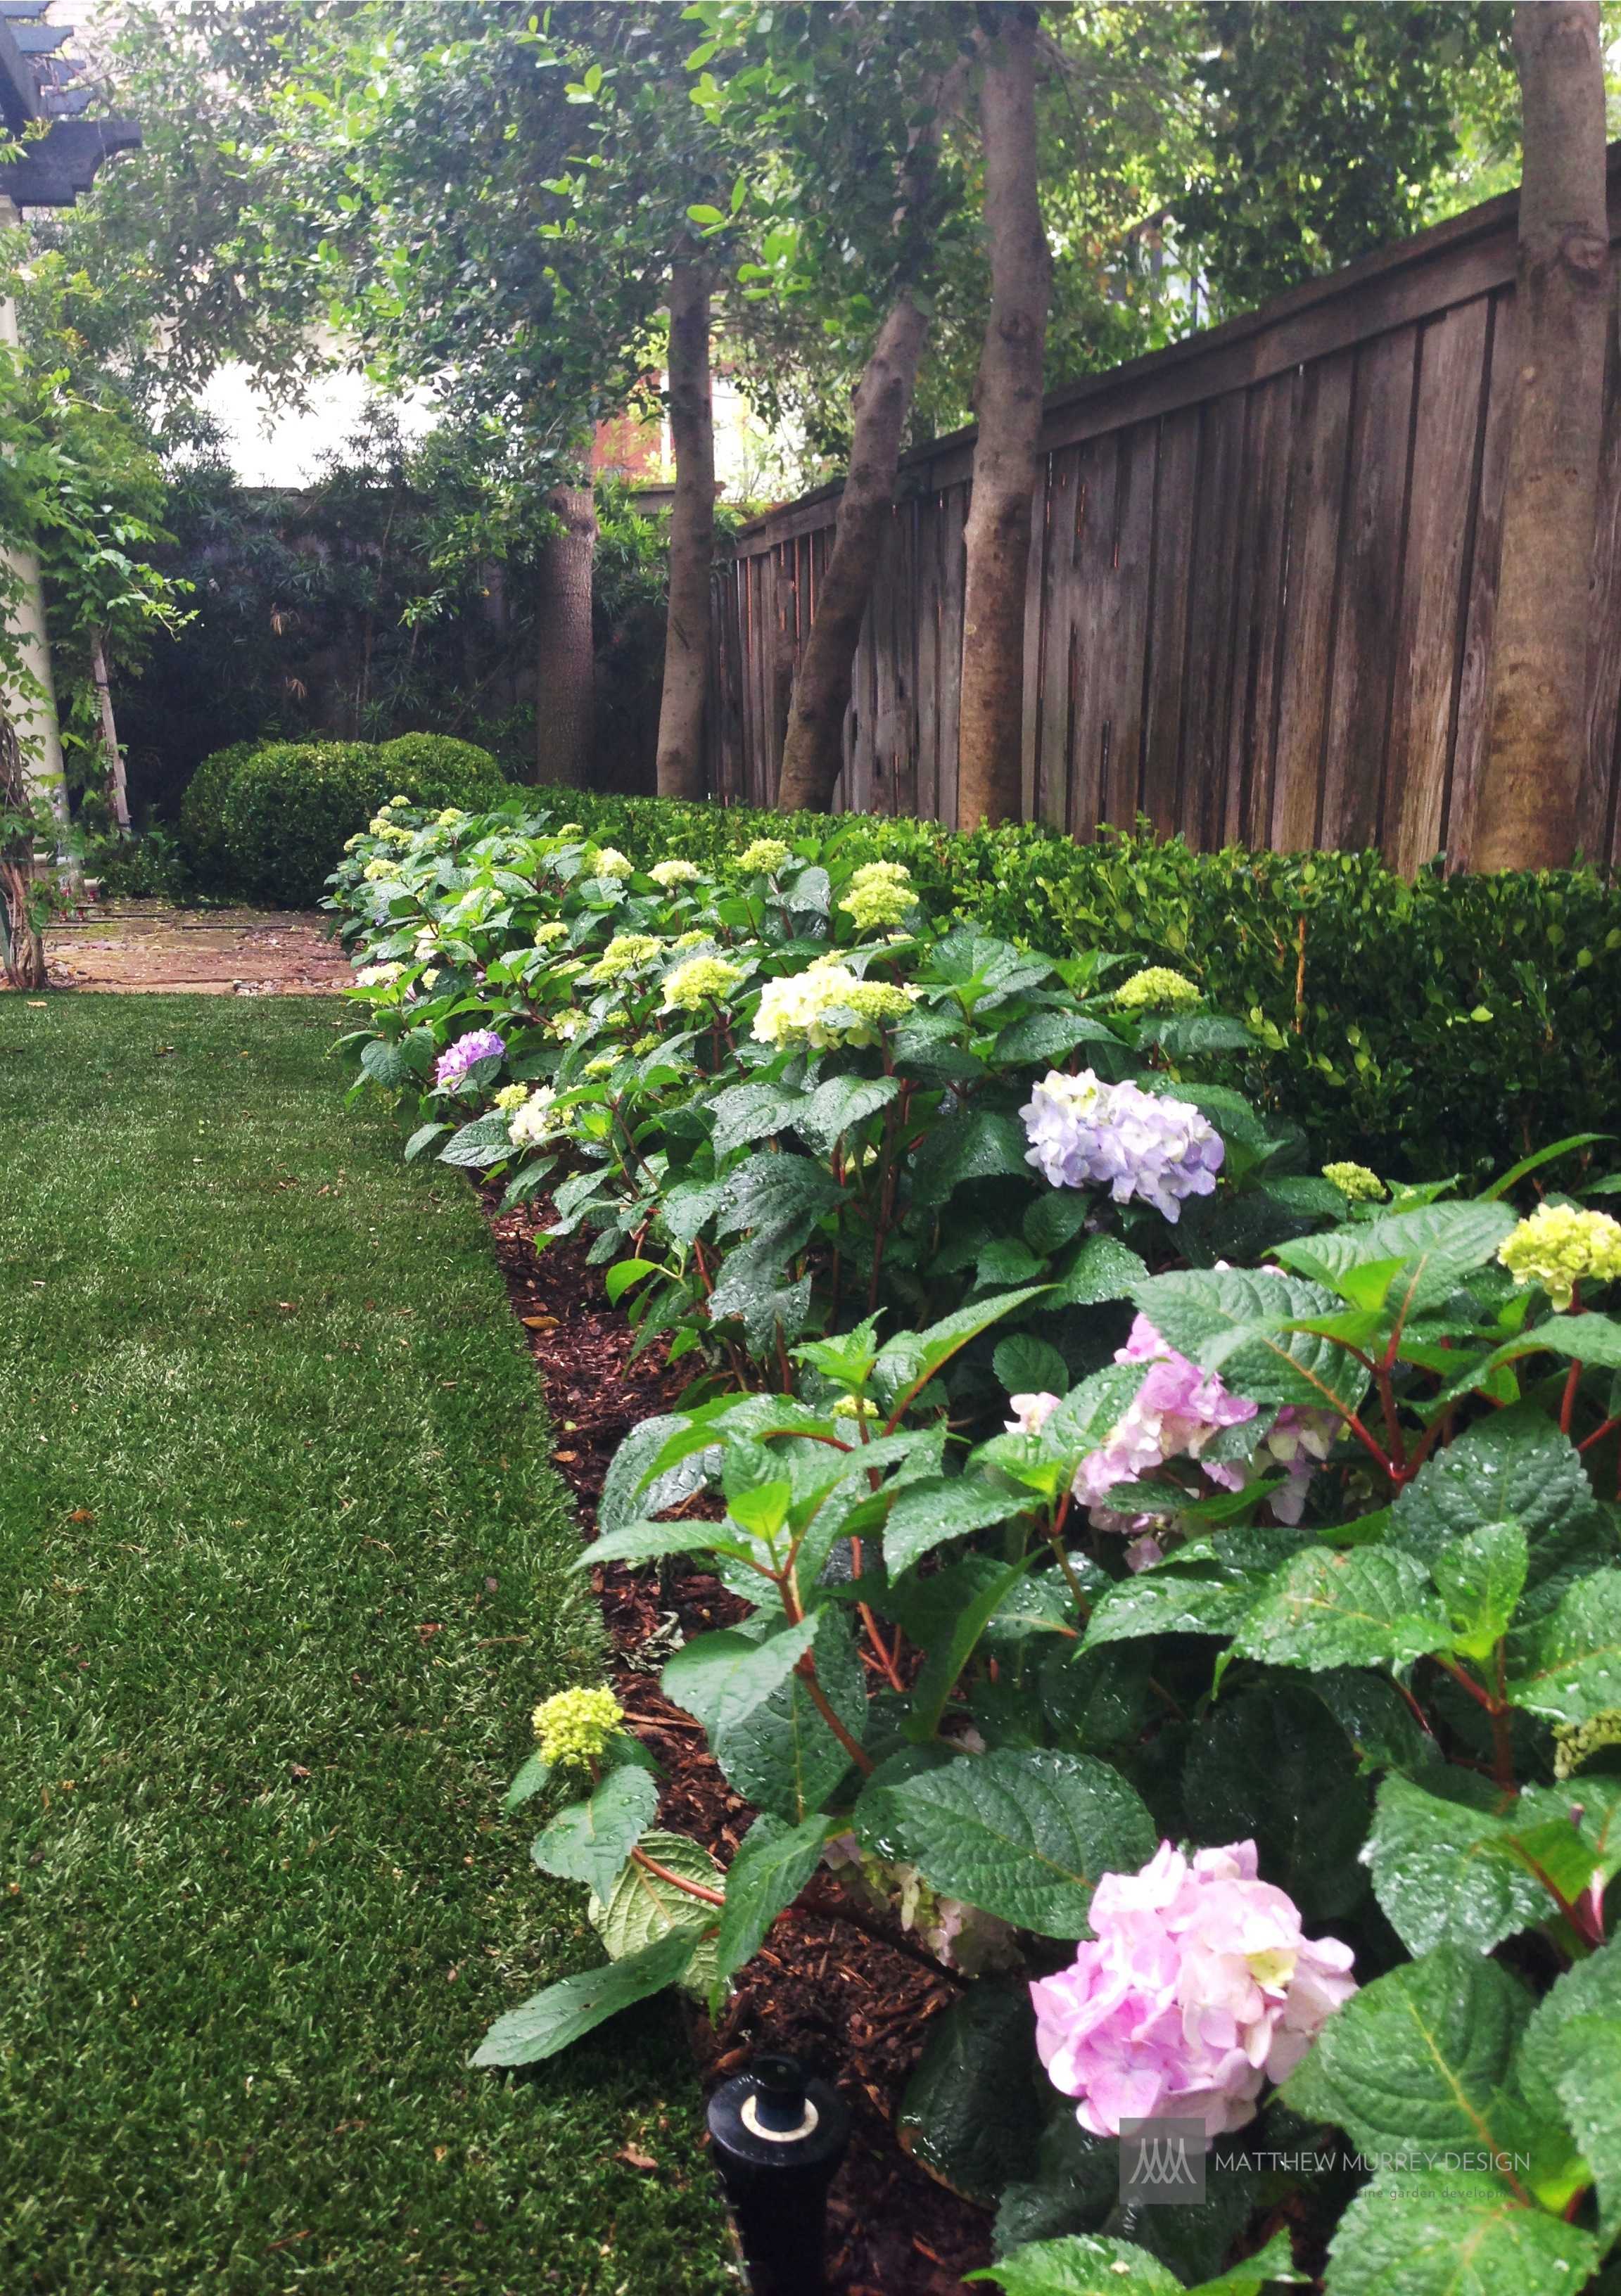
[434,1028,506,1089]
[1019,1069,1223,1221]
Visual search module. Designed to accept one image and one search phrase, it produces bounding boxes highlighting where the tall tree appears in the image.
[767,20,971,813]
[956,4,1050,831]
[654,250,715,801]
[1475,0,1609,872]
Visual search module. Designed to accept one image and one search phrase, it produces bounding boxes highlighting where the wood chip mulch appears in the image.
[483,1188,996,2296]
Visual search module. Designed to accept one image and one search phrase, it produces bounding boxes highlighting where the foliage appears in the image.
[328,796,1621,2294]
[182,734,506,905]
[113,417,674,815]
[1177,4,1516,318]
[487,789,1621,1185]
[0,993,728,2292]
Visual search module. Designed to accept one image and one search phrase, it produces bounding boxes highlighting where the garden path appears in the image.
[42,898,349,993]
[0,994,729,2293]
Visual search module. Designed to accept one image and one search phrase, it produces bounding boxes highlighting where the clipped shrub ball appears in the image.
[182,734,508,905]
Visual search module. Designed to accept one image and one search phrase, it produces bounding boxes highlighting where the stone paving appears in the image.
[40,900,350,994]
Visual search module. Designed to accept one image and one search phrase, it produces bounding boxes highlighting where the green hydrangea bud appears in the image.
[1114,966,1202,1012]
[1499,1202,1621,1310]
[532,1685,625,1771]
[1323,1161,1385,1203]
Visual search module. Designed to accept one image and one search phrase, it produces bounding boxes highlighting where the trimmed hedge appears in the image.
[553,791,1621,1181]
[179,734,508,905]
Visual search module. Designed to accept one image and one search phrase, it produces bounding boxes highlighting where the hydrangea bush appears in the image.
[328,800,1621,2295]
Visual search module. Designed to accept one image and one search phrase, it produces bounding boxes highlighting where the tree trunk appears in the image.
[776,293,934,813]
[656,255,716,801]
[956,5,1050,832]
[89,631,130,834]
[533,482,597,786]
[1473,1,1609,873]
[776,53,971,816]
[0,708,46,989]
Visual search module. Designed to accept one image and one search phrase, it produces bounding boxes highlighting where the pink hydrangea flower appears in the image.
[1005,1391,1062,1436]
[1073,1314,1257,1518]
[1031,1839,1356,2143]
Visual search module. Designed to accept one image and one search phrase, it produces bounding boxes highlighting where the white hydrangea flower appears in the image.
[509,1088,566,1149]
[649,857,702,888]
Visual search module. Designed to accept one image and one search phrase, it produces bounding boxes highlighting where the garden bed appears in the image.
[485,1180,993,2295]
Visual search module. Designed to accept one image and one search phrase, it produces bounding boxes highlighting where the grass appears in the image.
[0,993,732,2295]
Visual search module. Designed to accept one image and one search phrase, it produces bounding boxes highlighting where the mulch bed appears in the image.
[484,1189,996,2296]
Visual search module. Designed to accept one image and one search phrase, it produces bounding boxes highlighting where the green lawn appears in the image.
[0,994,730,2295]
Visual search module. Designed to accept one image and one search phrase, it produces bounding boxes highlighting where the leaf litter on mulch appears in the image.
[484,1187,995,2296]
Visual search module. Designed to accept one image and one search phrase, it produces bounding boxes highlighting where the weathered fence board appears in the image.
[704,148,1621,866]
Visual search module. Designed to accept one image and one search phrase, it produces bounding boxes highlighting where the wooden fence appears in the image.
[704,148,1621,869]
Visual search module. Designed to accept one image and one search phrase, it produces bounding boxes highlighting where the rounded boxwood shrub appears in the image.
[182,734,507,906]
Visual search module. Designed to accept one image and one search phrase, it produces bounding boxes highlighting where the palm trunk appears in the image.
[655,254,715,801]
[775,54,970,816]
[90,630,130,834]
[1474,1,1609,872]
[533,482,597,787]
[956,4,1050,832]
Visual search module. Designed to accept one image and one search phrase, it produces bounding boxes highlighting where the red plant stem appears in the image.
[1579,1414,1621,1454]
[631,1844,724,1907]
[798,1659,876,1774]
[1560,1356,1584,1437]
[849,1533,906,1693]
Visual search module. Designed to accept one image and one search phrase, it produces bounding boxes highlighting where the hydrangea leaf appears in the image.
[711,1812,834,1986]
[1230,1546,1454,1673]
[1183,1682,1371,1924]
[1431,1522,1529,1661]
[1284,1944,1531,2156]
[529,1766,658,1904]
[883,1474,1031,1576]
[437,1111,515,1167]
[993,1009,1121,1066]
[1272,1201,1518,1314]
[1506,1570,1621,1724]
[1132,1268,1368,1413]
[1389,1409,1612,1602]
[1046,1234,1151,1308]
[661,1614,820,1739]
[360,1035,414,1090]
[1323,2171,1596,2296]
[896,1980,1049,2207]
[713,1152,845,1239]
[1517,1936,1621,2236]
[874,1284,1053,1414]
[864,1748,1157,1938]
[705,1078,809,1157]
[1083,1571,1258,1650]
[471,1925,699,2068]
[967,2235,1185,2294]
[795,1071,900,1154]
[908,1109,1034,1207]
[713,1606,867,1822]
[599,1412,718,1533]
[1363,1774,1564,1956]
[588,1828,720,1996]
[993,1333,1071,1398]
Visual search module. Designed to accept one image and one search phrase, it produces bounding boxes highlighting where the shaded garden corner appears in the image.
[0,993,730,2294]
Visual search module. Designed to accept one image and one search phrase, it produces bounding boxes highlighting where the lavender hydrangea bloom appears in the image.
[1019,1069,1223,1221]
[433,1028,506,1089]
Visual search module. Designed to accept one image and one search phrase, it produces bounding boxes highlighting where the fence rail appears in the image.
[704,148,1621,869]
